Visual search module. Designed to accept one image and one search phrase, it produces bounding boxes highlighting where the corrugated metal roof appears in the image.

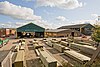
[58,24,94,29]
[45,29,69,32]
[17,23,45,32]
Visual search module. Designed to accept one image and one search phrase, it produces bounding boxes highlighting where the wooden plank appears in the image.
[60,41,69,47]
[45,41,53,47]
[38,49,57,67]
[14,50,24,67]
[64,50,90,64]
[53,43,65,53]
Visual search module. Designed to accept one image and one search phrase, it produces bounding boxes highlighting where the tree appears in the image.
[87,25,100,66]
[92,25,100,44]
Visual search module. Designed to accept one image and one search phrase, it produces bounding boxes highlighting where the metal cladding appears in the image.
[38,49,57,67]
[17,23,45,32]
[64,50,90,64]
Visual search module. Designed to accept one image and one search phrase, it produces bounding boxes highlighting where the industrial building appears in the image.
[58,24,94,35]
[0,23,95,38]
[45,29,81,37]
[0,28,16,37]
[17,23,45,38]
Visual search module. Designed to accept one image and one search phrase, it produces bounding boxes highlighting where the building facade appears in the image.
[45,29,81,37]
[0,28,16,37]
[17,23,45,38]
[58,24,94,35]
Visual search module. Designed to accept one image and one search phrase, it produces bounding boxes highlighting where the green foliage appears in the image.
[92,25,100,42]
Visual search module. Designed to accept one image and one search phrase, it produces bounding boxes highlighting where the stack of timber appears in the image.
[33,40,38,44]
[46,49,63,67]
[45,41,53,47]
[77,41,91,46]
[42,38,47,42]
[20,45,25,50]
[38,48,57,67]
[61,39,67,41]
[70,43,98,55]
[35,49,40,56]
[64,50,90,64]
[33,43,43,49]
[13,50,25,67]
[51,40,59,44]
[53,43,65,53]
[60,41,69,47]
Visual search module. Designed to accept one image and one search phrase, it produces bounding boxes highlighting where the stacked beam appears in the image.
[38,49,57,67]
[53,43,65,53]
[64,50,90,64]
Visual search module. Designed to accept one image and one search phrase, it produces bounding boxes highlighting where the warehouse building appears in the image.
[58,23,94,35]
[0,28,16,37]
[17,23,45,38]
[45,29,81,37]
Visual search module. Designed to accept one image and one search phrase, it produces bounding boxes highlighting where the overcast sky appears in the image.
[0,0,100,29]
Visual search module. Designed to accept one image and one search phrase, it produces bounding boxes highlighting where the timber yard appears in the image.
[0,22,100,67]
[0,1,100,67]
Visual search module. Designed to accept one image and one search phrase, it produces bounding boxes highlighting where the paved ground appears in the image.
[0,39,18,51]
[0,38,99,67]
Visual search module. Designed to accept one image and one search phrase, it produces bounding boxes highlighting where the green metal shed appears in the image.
[17,23,45,38]
[17,23,45,32]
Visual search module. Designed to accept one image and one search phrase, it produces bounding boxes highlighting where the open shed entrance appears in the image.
[17,23,45,38]
[17,32,44,38]
[35,32,44,38]
[17,32,34,38]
